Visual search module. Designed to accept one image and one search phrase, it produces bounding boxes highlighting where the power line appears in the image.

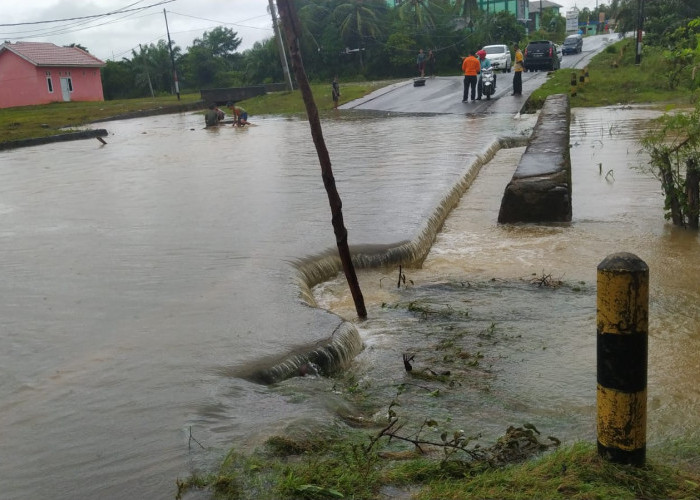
[167,11,272,32]
[0,0,174,27]
[0,11,158,41]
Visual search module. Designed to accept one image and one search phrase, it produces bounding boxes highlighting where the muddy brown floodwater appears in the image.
[312,106,700,450]
[1,104,697,500]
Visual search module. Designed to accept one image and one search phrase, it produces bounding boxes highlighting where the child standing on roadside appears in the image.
[332,76,340,110]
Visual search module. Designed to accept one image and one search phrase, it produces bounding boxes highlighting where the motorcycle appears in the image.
[480,67,496,100]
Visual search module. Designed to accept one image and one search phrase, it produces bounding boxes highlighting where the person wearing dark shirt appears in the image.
[204,103,220,127]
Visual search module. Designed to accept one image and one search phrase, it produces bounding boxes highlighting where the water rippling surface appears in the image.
[313,106,700,448]
[1,105,697,499]
[0,110,533,499]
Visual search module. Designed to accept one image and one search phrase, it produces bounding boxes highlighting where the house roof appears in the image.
[0,42,105,68]
[528,0,563,13]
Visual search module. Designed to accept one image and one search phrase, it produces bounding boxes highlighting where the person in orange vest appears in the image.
[461,51,481,102]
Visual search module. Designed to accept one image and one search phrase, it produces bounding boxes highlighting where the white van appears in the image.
[481,44,512,72]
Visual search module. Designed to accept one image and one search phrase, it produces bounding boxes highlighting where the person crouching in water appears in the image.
[204,103,222,127]
[227,101,249,127]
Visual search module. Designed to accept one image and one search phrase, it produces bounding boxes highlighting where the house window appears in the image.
[45,71,51,76]
[47,77,53,93]
[67,78,73,92]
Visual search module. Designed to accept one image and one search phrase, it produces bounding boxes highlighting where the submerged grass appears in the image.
[176,283,700,499]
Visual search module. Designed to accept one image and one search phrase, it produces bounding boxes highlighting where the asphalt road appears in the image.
[341,34,618,115]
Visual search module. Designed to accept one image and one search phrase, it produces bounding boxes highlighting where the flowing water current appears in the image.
[0,106,697,499]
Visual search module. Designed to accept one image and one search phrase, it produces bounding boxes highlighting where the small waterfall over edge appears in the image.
[248,135,528,385]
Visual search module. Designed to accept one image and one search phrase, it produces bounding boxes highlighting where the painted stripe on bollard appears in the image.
[596,252,648,466]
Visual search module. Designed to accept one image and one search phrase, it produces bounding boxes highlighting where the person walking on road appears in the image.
[461,52,480,102]
[512,43,524,96]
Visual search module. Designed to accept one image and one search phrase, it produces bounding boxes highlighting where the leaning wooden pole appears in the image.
[275,0,367,318]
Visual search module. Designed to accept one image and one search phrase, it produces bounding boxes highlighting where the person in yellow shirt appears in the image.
[512,43,524,96]
[461,52,481,102]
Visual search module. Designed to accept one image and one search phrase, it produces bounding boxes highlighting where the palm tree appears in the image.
[333,0,385,68]
[397,0,445,30]
[298,1,331,53]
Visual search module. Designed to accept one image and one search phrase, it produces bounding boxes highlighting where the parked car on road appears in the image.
[481,44,512,72]
[555,44,563,62]
[524,40,561,71]
[562,34,583,54]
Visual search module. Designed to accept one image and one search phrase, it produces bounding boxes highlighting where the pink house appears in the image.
[0,42,106,109]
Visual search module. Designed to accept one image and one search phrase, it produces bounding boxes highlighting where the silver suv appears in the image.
[481,44,512,73]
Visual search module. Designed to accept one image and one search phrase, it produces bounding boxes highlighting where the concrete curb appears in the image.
[498,93,572,223]
[0,128,109,151]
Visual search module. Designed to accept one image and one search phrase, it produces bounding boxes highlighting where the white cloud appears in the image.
[0,0,273,61]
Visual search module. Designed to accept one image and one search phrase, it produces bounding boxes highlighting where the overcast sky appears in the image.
[0,0,599,62]
[0,0,274,61]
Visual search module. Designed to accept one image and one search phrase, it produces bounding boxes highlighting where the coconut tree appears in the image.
[333,0,385,68]
[397,0,445,30]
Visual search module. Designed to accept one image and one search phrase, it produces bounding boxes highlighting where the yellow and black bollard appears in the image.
[597,252,648,466]
[570,72,578,96]
[584,66,590,84]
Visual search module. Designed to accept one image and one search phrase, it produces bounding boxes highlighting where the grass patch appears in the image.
[0,93,202,143]
[418,442,700,499]
[527,38,698,111]
[177,430,700,500]
[242,79,402,116]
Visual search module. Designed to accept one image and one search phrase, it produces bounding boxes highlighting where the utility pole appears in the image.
[635,0,644,64]
[275,0,367,319]
[163,9,180,100]
[268,0,294,91]
[139,44,155,98]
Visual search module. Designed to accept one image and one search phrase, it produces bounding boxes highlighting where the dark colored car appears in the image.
[562,34,583,55]
[524,40,561,71]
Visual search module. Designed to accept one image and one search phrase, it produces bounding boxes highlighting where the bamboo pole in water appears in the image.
[275,0,367,318]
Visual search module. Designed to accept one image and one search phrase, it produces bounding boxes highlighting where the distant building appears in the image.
[476,0,528,20]
[0,42,105,109]
[528,0,562,31]
[388,0,531,31]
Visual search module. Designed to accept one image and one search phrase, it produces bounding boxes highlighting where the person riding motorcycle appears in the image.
[476,50,495,100]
